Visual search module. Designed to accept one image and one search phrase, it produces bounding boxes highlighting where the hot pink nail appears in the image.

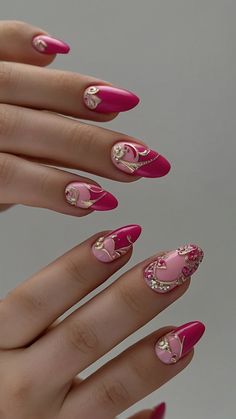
[150,402,166,419]
[92,224,142,263]
[83,85,139,113]
[111,142,171,178]
[144,244,204,293]
[32,35,70,54]
[65,182,118,211]
[155,321,205,364]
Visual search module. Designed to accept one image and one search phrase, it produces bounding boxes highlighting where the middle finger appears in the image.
[0,104,171,181]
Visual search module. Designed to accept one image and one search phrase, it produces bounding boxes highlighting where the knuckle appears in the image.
[95,379,130,408]
[67,122,97,161]
[7,287,46,318]
[116,281,145,319]
[63,255,88,286]
[0,61,14,90]
[0,153,14,187]
[66,320,99,354]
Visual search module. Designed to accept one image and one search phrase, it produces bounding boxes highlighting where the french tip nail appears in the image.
[111,141,171,178]
[32,35,70,54]
[155,321,206,365]
[150,402,166,419]
[92,224,142,263]
[83,85,139,113]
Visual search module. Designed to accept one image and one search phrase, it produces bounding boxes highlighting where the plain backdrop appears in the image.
[0,1,235,418]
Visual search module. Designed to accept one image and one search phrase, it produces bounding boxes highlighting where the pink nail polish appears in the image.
[144,244,204,293]
[65,182,118,211]
[32,35,70,54]
[83,85,139,113]
[150,402,166,419]
[155,321,205,364]
[92,224,142,263]
[111,142,171,178]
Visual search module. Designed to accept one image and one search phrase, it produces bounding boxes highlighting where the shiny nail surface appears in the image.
[83,85,139,113]
[92,224,142,263]
[150,402,166,419]
[111,141,171,178]
[65,182,118,211]
[144,244,204,293]
[32,35,70,54]
[155,321,205,364]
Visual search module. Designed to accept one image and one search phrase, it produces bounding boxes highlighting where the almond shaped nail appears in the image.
[65,182,118,211]
[111,141,171,178]
[144,244,204,293]
[83,85,139,113]
[155,321,205,365]
[92,224,142,263]
[150,402,166,419]
[32,35,70,54]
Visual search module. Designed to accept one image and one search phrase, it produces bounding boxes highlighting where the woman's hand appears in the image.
[0,20,170,216]
[0,224,205,418]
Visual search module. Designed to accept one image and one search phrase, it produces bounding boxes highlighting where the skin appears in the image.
[0,20,194,418]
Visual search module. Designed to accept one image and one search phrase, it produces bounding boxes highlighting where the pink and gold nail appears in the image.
[65,182,118,211]
[32,34,70,54]
[144,244,204,293]
[155,321,205,365]
[92,224,142,263]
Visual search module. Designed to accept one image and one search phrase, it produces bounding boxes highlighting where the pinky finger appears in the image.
[0,153,118,216]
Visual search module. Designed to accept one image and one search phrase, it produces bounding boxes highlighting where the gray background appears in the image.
[0,1,235,418]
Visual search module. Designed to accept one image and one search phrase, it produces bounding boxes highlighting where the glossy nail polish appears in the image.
[32,35,70,54]
[83,85,139,113]
[111,142,171,178]
[92,224,142,263]
[65,182,118,211]
[150,402,166,419]
[144,244,204,293]
[155,321,205,364]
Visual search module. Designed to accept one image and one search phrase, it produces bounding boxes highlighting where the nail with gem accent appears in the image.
[83,85,139,113]
[32,35,70,54]
[65,182,118,211]
[144,244,204,294]
[92,224,142,263]
[155,321,205,365]
[150,402,166,419]
[111,141,171,178]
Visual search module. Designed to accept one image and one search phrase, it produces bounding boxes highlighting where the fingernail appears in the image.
[111,142,171,178]
[65,182,118,211]
[150,402,166,419]
[92,224,142,263]
[144,244,204,293]
[83,85,139,113]
[155,321,205,364]
[32,35,70,54]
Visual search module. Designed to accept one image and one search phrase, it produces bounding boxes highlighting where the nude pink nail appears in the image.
[144,244,204,293]
[111,142,171,178]
[32,35,70,54]
[150,402,166,419]
[92,224,142,263]
[65,182,118,211]
[155,321,205,365]
[83,85,139,113]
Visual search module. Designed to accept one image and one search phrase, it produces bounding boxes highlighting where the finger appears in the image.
[0,104,171,181]
[0,152,118,214]
[60,323,205,419]
[0,60,139,122]
[0,225,141,349]
[0,20,70,66]
[30,244,203,386]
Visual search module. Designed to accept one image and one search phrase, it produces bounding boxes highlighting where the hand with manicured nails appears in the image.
[0,224,205,418]
[0,20,205,419]
[0,20,171,217]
